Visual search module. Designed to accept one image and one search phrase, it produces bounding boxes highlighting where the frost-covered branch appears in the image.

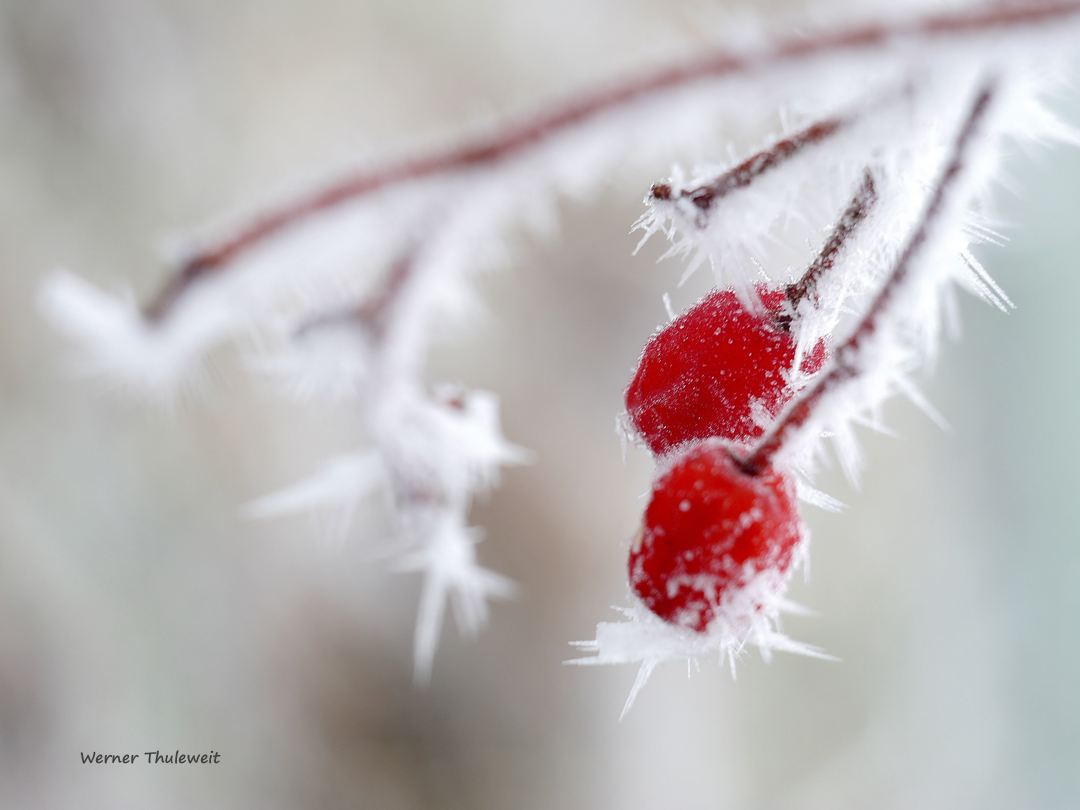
[296,247,416,342]
[648,116,847,216]
[744,81,996,477]
[142,1,1080,323]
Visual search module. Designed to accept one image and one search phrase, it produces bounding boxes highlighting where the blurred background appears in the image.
[1,0,1079,807]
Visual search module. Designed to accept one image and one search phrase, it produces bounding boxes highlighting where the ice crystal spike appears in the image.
[395,513,518,685]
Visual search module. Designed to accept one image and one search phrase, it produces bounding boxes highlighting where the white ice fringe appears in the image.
[248,381,527,677]
[39,270,232,402]
[373,383,530,505]
[394,508,518,685]
[243,452,386,543]
[569,562,834,720]
[36,30,942,401]
[781,64,1077,484]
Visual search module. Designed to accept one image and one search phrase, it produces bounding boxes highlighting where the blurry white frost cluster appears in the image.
[37,5,1080,684]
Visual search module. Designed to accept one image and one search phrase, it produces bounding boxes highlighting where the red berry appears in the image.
[625,287,826,455]
[628,439,803,632]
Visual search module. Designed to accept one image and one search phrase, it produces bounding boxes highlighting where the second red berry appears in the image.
[628,439,804,632]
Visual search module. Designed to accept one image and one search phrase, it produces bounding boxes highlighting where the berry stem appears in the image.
[141,2,1080,324]
[778,168,878,332]
[740,80,997,476]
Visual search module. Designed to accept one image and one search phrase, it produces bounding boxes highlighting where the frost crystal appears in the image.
[569,567,833,720]
[394,510,517,684]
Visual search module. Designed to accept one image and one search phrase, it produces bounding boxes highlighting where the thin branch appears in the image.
[353,248,416,342]
[649,117,846,214]
[740,81,997,476]
[144,1,1080,323]
[295,249,417,343]
[774,168,878,332]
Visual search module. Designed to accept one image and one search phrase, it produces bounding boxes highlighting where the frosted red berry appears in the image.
[628,439,803,632]
[625,287,826,455]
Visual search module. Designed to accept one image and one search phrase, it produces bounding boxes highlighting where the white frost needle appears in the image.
[396,516,517,684]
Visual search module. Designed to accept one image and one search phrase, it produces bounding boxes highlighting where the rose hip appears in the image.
[625,287,825,455]
[628,439,803,632]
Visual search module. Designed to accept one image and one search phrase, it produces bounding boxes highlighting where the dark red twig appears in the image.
[774,168,878,332]
[144,2,1079,323]
[353,250,415,342]
[650,117,846,215]
[740,82,996,476]
[295,249,416,343]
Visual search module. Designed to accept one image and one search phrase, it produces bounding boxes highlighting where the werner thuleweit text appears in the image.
[80,750,221,764]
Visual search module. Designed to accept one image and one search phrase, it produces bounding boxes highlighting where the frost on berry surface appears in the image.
[570,579,832,720]
[624,286,827,456]
[36,4,1080,680]
[628,439,805,632]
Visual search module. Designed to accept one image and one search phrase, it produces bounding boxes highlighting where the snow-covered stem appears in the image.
[778,168,878,332]
[741,81,996,477]
[296,247,416,342]
[142,1,1080,323]
[648,116,846,215]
